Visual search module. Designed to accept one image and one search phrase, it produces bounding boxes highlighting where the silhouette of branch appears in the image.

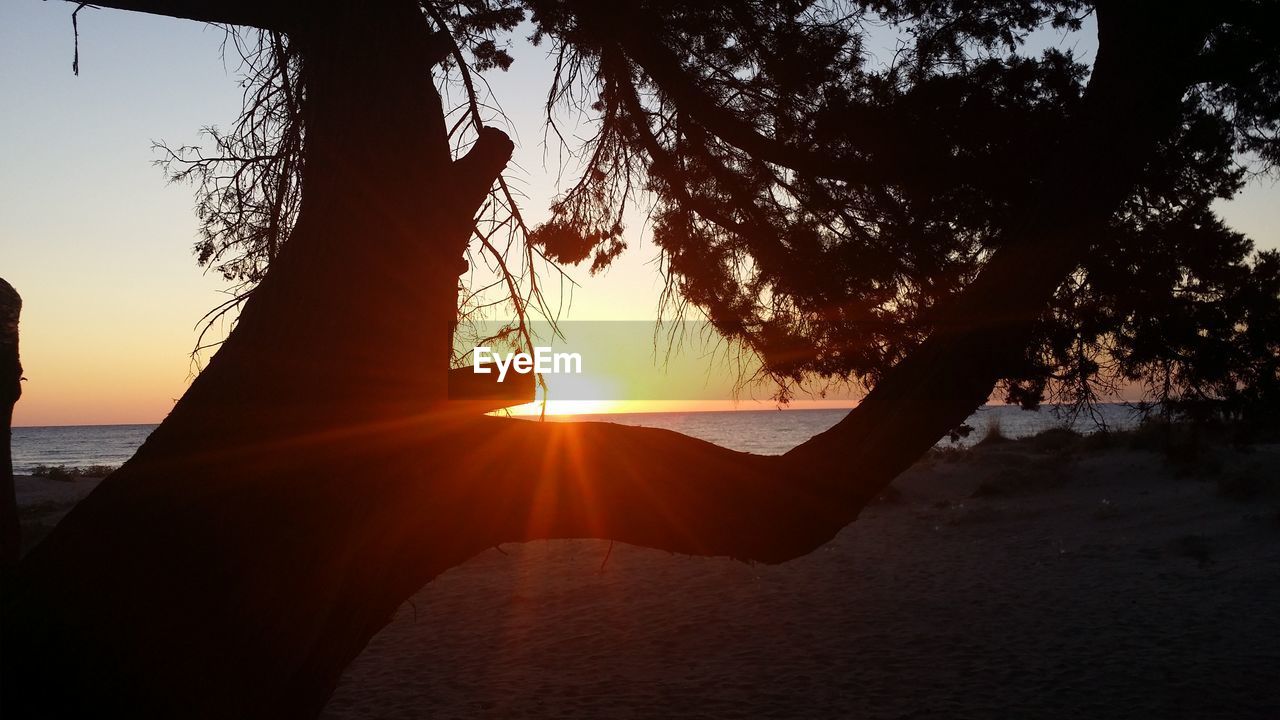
[61,0,291,30]
[425,416,863,565]
[451,126,515,216]
[785,0,1214,475]
[560,0,878,186]
[611,65,794,273]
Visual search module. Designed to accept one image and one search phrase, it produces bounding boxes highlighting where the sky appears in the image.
[2,2,1278,426]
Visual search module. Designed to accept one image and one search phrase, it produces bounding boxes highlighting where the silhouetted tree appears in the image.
[526,0,1280,423]
[0,279,20,568]
[3,1,1278,718]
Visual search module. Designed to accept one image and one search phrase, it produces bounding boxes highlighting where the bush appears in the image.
[920,446,971,465]
[1124,419,1177,452]
[29,464,118,481]
[1078,430,1116,452]
[977,416,1011,446]
[32,465,75,481]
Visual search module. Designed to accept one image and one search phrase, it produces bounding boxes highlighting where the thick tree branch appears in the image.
[451,126,515,221]
[449,416,851,564]
[61,0,293,31]
[0,410,851,717]
[2,5,1241,719]
[445,3,1217,564]
[479,3,1220,557]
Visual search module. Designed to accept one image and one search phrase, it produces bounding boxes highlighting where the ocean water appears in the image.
[10,404,1143,474]
[10,424,156,473]
[549,403,1142,455]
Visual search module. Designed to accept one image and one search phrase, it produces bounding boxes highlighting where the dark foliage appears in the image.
[160,1,1280,420]
[520,0,1280,417]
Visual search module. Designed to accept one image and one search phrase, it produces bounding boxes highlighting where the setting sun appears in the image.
[4,2,1279,719]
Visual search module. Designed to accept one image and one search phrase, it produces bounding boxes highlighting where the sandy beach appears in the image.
[17,434,1280,718]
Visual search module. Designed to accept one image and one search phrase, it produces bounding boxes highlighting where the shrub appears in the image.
[1125,419,1176,452]
[29,464,118,481]
[977,416,1010,446]
[1078,430,1115,452]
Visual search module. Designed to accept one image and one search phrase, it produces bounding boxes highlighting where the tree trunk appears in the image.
[0,279,21,568]
[2,3,512,716]
[1,2,1213,718]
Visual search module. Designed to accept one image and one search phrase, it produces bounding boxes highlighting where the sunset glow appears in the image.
[4,5,1279,427]
[6,3,1280,719]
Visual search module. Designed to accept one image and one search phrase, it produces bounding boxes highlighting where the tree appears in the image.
[526,0,1280,422]
[0,279,20,569]
[2,1,1276,717]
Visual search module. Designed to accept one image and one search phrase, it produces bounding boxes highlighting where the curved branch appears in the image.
[448,416,858,564]
[460,0,1209,558]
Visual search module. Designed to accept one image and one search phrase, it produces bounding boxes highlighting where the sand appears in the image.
[13,472,104,551]
[15,438,1280,718]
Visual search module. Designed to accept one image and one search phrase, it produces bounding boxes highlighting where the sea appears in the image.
[10,404,1145,474]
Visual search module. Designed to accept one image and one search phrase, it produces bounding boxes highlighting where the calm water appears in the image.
[11,424,156,472]
[549,403,1142,455]
[10,405,1143,474]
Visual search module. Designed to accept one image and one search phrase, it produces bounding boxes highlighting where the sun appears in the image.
[498,373,626,416]
[503,399,625,417]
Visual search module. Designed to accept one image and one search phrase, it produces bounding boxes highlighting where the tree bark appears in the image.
[63,0,293,32]
[3,3,510,716]
[1,2,1215,718]
[0,279,21,568]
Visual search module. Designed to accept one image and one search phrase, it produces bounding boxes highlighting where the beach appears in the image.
[16,430,1280,718]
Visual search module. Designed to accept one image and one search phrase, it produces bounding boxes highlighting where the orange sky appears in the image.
[3,3,1278,426]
